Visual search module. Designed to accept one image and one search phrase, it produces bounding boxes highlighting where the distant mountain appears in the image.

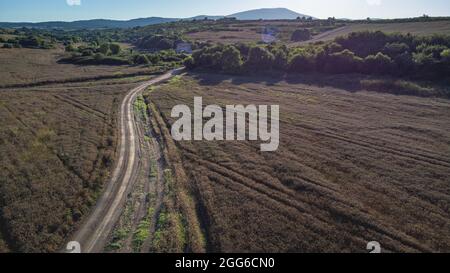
[0,8,316,29]
[0,17,178,29]
[229,8,314,20]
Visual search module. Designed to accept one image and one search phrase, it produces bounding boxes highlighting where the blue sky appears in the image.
[1,0,449,22]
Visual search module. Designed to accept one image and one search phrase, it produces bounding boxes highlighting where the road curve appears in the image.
[69,68,183,253]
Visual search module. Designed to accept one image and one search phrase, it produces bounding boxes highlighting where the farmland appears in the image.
[145,73,450,252]
[293,21,450,45]
[186,20,450,45]
[1,12,450,253]
[0,42,165,251]
[0,47,156,87]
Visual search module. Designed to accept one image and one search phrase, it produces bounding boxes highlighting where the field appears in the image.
[0,45,163,252]
[0,47,154,86]
[186,20,341,44]
[145,73,450,252]
[186,20,450,46]
[293,21,450,45]
[0,78,147,252]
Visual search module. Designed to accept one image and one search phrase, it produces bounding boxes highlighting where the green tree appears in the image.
[98,43,110,55]
[363,52,394,74]
[245,46,275,70]
[109,43,122,55]
[221,45,242,73]
[134,54,150,65]
[109,43,121,55]
[289,51,314,72]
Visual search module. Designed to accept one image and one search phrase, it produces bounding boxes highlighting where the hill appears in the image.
[0,17,179,29]
[0,8,315,29]
[229,8,314,20]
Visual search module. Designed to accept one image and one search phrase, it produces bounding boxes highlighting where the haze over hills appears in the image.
[0,8,314,29]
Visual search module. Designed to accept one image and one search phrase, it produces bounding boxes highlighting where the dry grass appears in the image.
[0,76,159,252]
[293,21,450,46]
[187,30,263,44]
[0,47,153,86]
[146,73,450,252]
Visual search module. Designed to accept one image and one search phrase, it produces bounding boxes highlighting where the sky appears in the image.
[0,0,449,22]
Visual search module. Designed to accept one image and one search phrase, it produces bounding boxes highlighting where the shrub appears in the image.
[273,48,288,70]
[289,51,314,72]
[221,45,242,73]
[382,42,410,58]
[393,52,415,74]
[81,49,94,56]
[245,46,275,70]
[134,54,150,65]
[363,52,394,74]
[18,36,42,48]
[98,43,110,55]
[109,43,121,55]
[324,42,343,54]
[65,44,76,52]
[94,53,104,62]
[335,31,390,57]
[442,49,450,62]
[416,44,448,59]
[184,56,196,70]
[2,43,13,49]
[324,49,363,74]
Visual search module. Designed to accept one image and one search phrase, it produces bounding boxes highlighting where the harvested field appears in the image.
[146,73,450,252]
[0,47,153,86]
[187,29,263,44]
[0,77,155,252]
[294,20,450,45]
[186,20,340,44]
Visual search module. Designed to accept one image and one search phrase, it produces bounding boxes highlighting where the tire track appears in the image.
[68,69,183,253]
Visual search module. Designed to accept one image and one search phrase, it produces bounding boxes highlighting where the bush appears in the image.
[2,43,13,49]
[324,49,363,74]
[363,52,394,74]
[291,29,312,42]
[94,53,104,62]
[81,49,94,56]
[138,35,176,50]
[65,44,76,52]
[184,56,196,70]
[335,31,390,57]
[382,42,410,58]
[221,45,242,73]
[393,52,415,75]
[134,54,150,65]
[109,43,121,55]
[289,51,314,72]
[98,43,110,55]
[18,36,43,48]
[245,46,275,70]
[442,49,450,62]
[273,49,288,70]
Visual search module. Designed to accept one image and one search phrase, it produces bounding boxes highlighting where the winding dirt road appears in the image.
[69,68,183,253]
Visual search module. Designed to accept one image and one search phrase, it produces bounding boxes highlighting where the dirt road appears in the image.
[69,69,183,253]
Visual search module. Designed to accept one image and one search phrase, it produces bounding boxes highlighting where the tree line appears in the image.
[184,31,450,79]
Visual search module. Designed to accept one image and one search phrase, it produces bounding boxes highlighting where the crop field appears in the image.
[0,76,157,252]
[187,20,450,46]
[293,20,450,45]
[0,48,154,86]
[145,73,450,252]
[186,20,341,44]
